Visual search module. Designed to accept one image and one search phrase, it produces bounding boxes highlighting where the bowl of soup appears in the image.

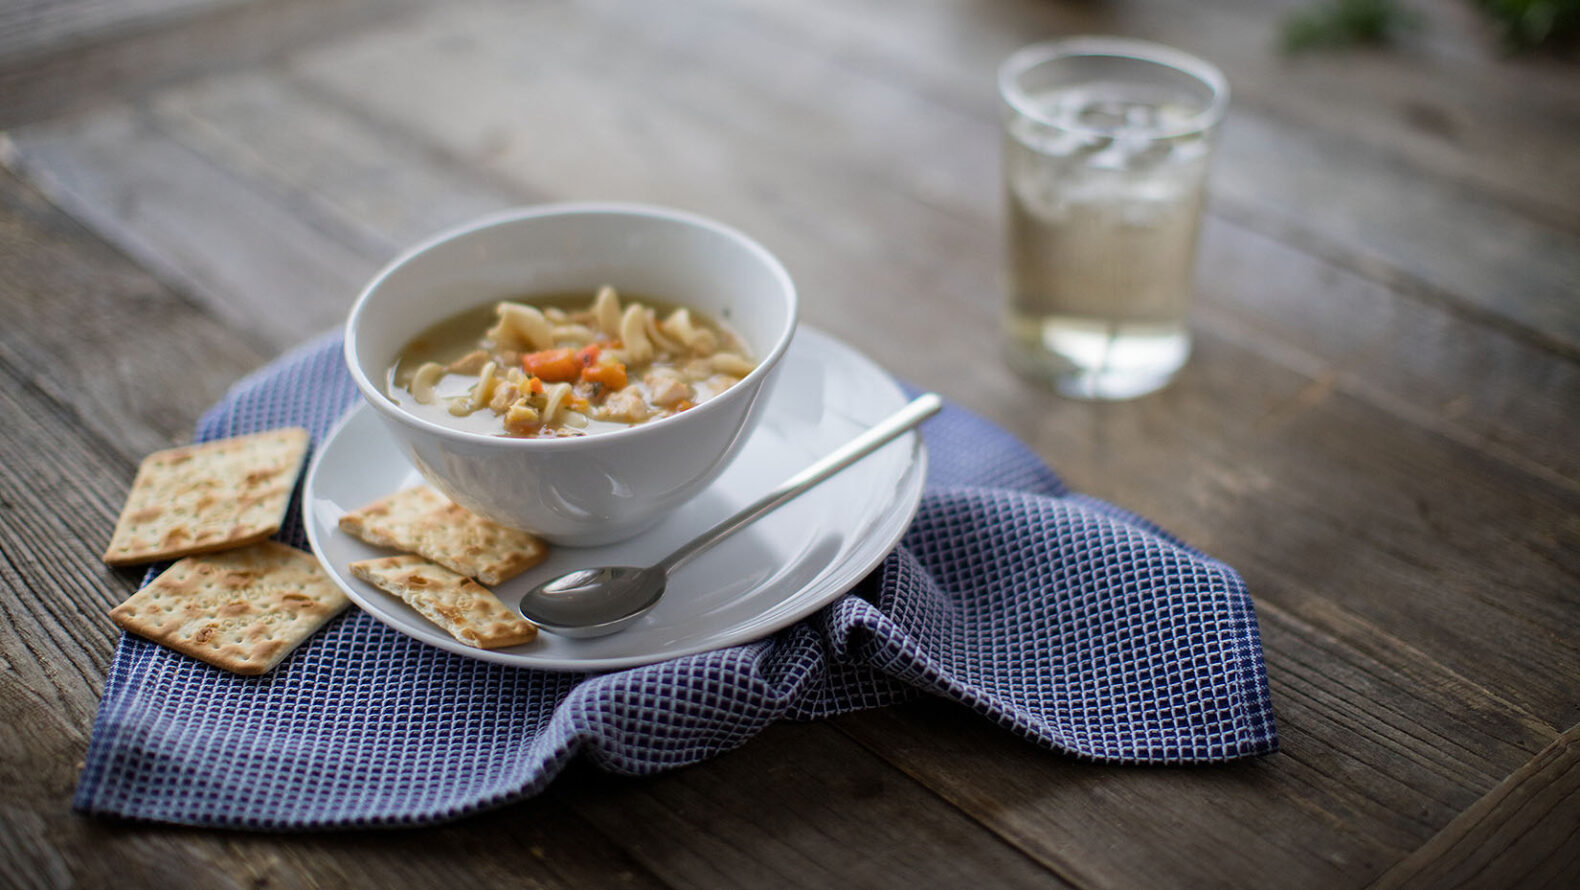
[344,203,798,545]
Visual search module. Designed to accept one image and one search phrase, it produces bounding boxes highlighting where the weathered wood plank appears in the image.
[1006,329,1580,730]
[1,106,376,351]
[4,2,1578,886]
[0,151,269,455]
[1209,112,1580,361]
[147,71,517,257]
[0,0,419,129]
[1192,218,1580,493]
[553,725,1073,889]
[17,37,1577,528]
[0,165,1077,889]
[0,0,252,66]
[1369,724,1580,890]
[661,0,1580,350]
[830,594,1560,890]
[724,0,1580,232]
[286,2,982,366]
[278,3,1580,727]
[279,0,1580,485]
[8,0,1575,725]
[0,167,679,889]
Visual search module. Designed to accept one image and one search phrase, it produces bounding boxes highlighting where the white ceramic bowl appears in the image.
[344,203,798,546]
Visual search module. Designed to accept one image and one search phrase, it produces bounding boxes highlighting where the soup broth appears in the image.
[388,287,756,439]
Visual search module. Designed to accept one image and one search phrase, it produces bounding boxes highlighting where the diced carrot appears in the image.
[580,360,627,391]
[521,348,580,382]
[528,376,544,395]
[576,343,601,367]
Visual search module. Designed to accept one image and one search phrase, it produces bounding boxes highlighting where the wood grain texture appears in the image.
[15,0,1574,489]
[552,726,1073,890]
[281,0,1580,481]
[0,156,268,454]
[0,0,253,65]
[1368,724,1580,890]
[2,0,1578,886]
[206,0,1578,727]
[1,106,375,351]
[682,0,1580,351]
[0,0,420,129]
[830,595,1561,889]
[0,165,1075,889]
[0,167,667,890]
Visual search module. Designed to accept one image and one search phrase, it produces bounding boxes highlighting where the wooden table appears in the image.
[3,0,1576,886]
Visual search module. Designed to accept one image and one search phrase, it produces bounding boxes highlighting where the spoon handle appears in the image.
[658,392,943,575]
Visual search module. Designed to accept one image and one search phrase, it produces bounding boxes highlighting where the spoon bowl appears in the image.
[519,566,668,638]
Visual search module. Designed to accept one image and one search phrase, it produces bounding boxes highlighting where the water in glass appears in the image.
[1004,78,1215,399]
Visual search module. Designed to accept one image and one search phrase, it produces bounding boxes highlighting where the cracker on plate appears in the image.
[350,555,537,649]
[338,486,548,585]
[103,427,310,566]
[109,541,349,675]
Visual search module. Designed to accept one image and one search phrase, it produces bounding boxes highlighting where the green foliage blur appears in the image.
[1476,0,1580,48]
[1281,0,1421,51]
[1281,0,1580,52]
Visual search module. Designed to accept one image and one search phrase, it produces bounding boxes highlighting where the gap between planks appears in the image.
[7,0,1579,363]
[824,592,1562,889]
[7,38,1579,495]
[6,36,1573,730]
[628,0,1580,353]
[0,165,1075,890]
[0,0,425,129]
[1367,723,1580,890]
[0,162,686,890]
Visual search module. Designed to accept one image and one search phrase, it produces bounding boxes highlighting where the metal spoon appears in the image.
[517,393,943,638]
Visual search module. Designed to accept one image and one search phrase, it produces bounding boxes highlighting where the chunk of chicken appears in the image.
[489,381,521,415]
[445,350,491,375]
[503,401,540,435]
[596,387,650,423]
[645,372,693,408]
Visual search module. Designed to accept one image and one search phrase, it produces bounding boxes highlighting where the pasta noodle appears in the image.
[487,302,554,352]
[410,362,444,404]
[389,286,756,438]
[644,308,684,355]
[710,352,756,377]
[539,382,572,427]
[619,304,653,363]
[592,285,622,334]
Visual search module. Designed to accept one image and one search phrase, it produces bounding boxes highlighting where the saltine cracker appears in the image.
[338,486,547,585]
[109,541,350,675]
[103,427,310,565]
[350,555,537,649]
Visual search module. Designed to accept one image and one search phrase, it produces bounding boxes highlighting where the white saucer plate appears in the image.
[302,326,928,671]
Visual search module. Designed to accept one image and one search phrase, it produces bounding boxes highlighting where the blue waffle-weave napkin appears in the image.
[75,331,1277,829]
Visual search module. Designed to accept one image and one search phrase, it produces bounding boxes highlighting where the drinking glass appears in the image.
[999,37,1228,400]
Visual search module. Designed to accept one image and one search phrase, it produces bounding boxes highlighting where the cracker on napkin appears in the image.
[350,555,537,649]
[109,541,349,675]
[103,427,310,565]
[338,486,547,585]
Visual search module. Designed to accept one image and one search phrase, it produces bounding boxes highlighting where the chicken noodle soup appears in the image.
[389,287,757,438]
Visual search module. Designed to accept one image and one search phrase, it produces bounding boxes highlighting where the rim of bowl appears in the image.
[344,201,799,450]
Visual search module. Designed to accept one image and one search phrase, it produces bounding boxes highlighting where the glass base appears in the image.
[1005,315,1190,401]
